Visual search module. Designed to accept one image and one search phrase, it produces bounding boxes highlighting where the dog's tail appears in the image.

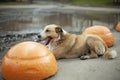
[103,50,117,59]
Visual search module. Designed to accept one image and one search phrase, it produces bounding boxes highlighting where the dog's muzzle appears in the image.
[38,35,52,45]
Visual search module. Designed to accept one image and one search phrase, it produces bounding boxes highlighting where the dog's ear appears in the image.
[55,27,64,40]
[55,27,63,33]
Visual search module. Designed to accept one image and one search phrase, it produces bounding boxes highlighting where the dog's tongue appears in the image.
[44,38,51,45]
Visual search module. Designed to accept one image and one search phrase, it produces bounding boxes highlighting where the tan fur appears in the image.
[39,24,117,60]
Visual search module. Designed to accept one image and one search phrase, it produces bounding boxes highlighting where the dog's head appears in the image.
[38,24,65,45]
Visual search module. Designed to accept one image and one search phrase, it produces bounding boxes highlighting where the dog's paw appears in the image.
[80,56,90,60]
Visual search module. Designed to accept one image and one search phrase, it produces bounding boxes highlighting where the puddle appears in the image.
[0,8,120,59]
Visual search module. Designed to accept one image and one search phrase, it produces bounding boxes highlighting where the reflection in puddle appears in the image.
[42,13,119,32]
[0,9,120,33]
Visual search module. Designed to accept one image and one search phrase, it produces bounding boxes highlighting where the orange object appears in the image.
[2,41,58,80]
[83,25,114,47]
[116,22,120,32]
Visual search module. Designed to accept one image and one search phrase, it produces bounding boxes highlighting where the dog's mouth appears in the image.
[42,37,52,45]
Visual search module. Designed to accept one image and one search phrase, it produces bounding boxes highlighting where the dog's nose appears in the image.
[38,35,41,38]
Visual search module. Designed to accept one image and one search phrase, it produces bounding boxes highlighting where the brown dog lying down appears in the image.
[38,24,117,60]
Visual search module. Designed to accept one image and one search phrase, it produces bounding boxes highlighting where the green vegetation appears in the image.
[0,0,119,7]
[68,0,119,7]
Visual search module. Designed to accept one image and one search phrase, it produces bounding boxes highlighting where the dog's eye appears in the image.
[46,29,49,32]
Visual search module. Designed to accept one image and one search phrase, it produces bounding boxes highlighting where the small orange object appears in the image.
[83,25,114,47]
[115,22,120,32]
[2,41,58,80]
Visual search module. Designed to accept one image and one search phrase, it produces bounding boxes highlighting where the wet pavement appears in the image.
[0,3,120,80]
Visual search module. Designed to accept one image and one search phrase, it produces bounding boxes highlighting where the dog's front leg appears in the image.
[54,53,62,60]
[65,54,79,59]
[52,48,66,60]
[80,51,98,60]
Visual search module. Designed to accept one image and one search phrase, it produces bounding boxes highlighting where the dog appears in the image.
[38,24,117,60]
